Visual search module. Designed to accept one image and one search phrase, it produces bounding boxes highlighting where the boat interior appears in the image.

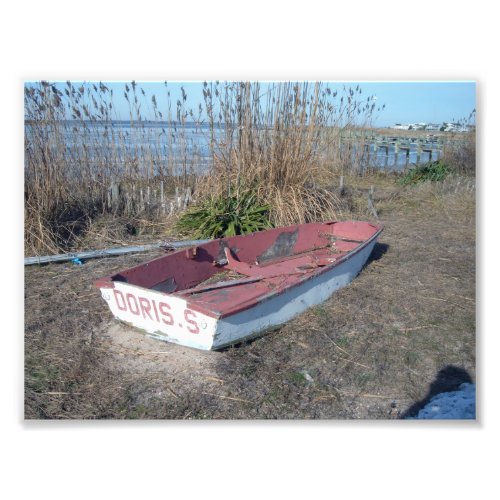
[98,221,381,317]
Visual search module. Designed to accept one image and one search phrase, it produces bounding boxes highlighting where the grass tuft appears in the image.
[175,186,272,238]
[398,160,450,185]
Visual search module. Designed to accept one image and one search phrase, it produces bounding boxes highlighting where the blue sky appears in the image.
[350,81,476,125]
[38,81,476,127]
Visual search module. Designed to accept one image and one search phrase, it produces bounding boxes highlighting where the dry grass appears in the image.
[186,82,381,227]
[442,132,476,176]
[24,174,475,419]
[25,81,383,254]
[24,81,204,254]
[24,81,475,255]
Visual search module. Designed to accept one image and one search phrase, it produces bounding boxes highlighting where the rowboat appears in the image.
[95,220,383,350]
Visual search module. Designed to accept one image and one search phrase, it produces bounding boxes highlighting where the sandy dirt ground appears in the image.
[24,177,476,419]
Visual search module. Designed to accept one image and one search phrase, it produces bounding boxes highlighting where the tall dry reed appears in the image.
[442,132,476,176]
[25,81,204,252]
[197,81,380,226]
[24,80,381,253]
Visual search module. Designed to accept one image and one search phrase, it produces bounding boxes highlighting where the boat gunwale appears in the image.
[94,221,383,319]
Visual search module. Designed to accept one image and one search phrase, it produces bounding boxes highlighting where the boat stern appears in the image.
[96,280,219,351]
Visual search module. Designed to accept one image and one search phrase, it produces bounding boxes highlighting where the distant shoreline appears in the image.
[24,120,473,136]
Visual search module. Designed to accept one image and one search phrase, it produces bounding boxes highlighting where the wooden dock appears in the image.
[336,130,452,169]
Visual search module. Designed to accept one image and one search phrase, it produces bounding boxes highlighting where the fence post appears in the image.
[394,141,400,168]
[183,186,192,209]
[160,181,165,215]
[125,188,131,216]
[416,143,422,165]
[110,179,120,213]
[367,185,379,219]
[176,186,182,210]
[372,142,378,167]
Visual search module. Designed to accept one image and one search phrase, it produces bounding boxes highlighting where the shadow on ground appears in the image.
[366,242,389,264]
[401,365,474,418]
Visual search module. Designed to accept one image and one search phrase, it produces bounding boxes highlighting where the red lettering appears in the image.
[184,309,199,334]
[151,298,160,322]
[159,302,174,325]
[126,293,140,315]
[114,289,127,311]
[139,297,153,320]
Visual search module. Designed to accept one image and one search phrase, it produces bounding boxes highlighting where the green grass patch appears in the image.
[334,335,351,348]
[398,160,450,185]
[175,186,272,239]
[311,305,330,320]
[25,355,61,393]
[355,371,375,389]
[288,371,309,386]
[127,404,148,419]
[404,351,420,367]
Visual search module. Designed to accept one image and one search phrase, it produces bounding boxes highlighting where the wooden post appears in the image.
[423,149,433,162]
[371,142,377,167]
[183,186,192,209]
[125,187,130,215]
[160,181,165,215]
[110,179,120,213]
[394,141,399,168]
[367,185,378,219]
[360,144,369,174]
[176,186,182,210]
[339,175,345,196]
[416,144,422,165]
